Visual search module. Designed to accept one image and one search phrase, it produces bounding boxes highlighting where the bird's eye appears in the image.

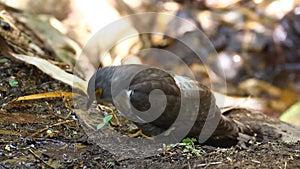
[95,88,103,97]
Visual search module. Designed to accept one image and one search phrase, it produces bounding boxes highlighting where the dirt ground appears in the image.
[0,60,299,169]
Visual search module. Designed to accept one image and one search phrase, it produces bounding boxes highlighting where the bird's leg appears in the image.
[110,111,122,127]
[128,128,153,139]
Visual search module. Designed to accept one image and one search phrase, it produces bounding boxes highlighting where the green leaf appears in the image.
[183,148,189,153]
[97,122,106,130]
[0,58,9,63]
[191,138,197,143]
[103,114,113,123]
[96,115,113,130]
[182,138,192,144]
[9,79,18,87]
[182,137,197,144]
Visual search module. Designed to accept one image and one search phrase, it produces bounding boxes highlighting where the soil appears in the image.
[0,60,299,169]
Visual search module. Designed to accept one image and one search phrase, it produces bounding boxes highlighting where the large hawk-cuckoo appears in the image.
[87,64,261,147]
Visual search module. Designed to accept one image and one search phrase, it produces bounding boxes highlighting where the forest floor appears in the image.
[0,60,299,169]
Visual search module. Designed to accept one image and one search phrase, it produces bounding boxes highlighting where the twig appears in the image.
[251,159,261,164]
[187,161,191,169]
[28,149,55,169]
[284,161,287,169]
[196,161,222,167]
[27,120,74,138]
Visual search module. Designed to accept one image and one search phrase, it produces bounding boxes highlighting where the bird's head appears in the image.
[86,64,165,109]
[86,66,117,109]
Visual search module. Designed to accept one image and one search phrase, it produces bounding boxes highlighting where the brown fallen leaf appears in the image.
[15,91,76,101]
[0,129,21,136]
[0,111,47,124]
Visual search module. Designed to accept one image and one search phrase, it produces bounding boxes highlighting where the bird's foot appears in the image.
[128,129,153,139]
[237,132,258,149]
[235,120,263,148]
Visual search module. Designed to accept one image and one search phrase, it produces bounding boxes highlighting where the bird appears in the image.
[86,64,262,147]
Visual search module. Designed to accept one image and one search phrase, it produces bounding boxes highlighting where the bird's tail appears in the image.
[205,115,263,147]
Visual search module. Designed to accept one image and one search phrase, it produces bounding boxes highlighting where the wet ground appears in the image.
[0,60,299,168]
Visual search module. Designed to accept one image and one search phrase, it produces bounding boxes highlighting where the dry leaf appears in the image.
[11,53,88,94]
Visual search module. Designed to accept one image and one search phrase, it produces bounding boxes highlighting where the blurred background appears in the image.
[1,0,300,124]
